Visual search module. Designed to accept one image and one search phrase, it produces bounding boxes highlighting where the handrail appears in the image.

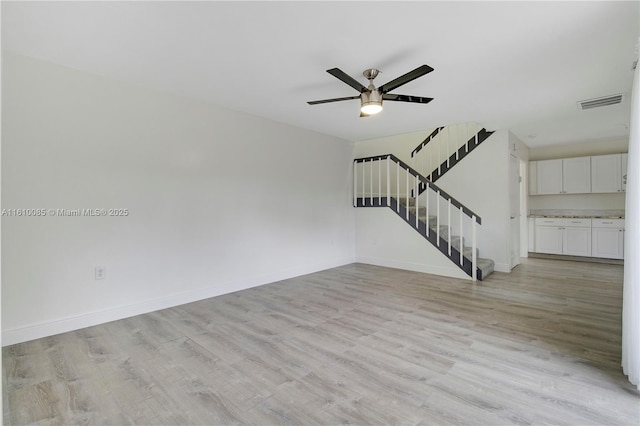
[411,126,444,157]
[354,154,482,224]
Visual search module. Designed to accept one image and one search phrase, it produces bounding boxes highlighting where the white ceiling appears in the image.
[2,1,639,148]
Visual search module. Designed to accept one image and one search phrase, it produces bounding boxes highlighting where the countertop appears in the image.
[529,209,625,219]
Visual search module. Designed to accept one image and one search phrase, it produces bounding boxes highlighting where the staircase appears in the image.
[399,197,495,280]
[354,153,494,281]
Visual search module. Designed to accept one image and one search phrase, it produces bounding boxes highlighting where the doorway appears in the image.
[509,154,521,269]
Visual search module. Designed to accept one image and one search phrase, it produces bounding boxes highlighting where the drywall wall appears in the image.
[529,138,628,160]
[2,53,355,344]
[0,28,3,412]
[528,137,628,211]
[529,193,626,210]
[355,208,469,280]
[436,130,513,272]
[353,128,434,164]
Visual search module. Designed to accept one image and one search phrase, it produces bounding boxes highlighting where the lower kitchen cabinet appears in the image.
[563,226,592,256]
[534,218,591,256]
[535,225,563,254]
[532,217,625,259]
[592,219,625,259]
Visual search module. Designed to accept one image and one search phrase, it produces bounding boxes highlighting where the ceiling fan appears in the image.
[307,65,434,117]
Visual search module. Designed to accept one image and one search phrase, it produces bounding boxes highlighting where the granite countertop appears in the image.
[529,209,625,219]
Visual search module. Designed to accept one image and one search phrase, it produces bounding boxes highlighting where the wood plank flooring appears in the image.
[3,258,639,425]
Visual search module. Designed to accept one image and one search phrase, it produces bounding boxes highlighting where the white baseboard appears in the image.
[355,256,470,280]
[2,256,355,346]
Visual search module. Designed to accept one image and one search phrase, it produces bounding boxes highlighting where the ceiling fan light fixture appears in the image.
[361,102,383,115]
[360,90,383,115]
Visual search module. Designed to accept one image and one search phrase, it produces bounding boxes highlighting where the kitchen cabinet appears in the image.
[534,218,591,256]
[563,225,592,257]
[535,157,591,195]
[536,159,563,195]
[563,157,592,193]
[592,219,625,259]
[591,154,627,193]
[535,221,563,254]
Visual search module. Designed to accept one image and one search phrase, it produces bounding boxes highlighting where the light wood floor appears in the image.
[3,258,639,425]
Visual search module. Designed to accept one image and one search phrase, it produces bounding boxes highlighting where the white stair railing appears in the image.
[353,154,481,281]
[412,122,482,180]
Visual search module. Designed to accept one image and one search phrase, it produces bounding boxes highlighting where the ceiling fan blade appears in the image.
[378,65,434,94]
[326,68,368,93]
[307,95,361,105]
[382,93,434,104]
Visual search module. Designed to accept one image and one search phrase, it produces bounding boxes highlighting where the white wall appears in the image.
[528,137,628,211]
[529,138,628,160]
[2,53,356,345]
[353,128,435,163]
[437,130,514,272]
[355,208,469,280]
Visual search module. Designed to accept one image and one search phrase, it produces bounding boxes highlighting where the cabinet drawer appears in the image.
[592,219,625,229]
[534,218,591,227]
[535,218,562,226]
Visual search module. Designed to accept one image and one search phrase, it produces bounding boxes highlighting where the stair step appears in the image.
[399,197,415,207]
[462,246,479,259]
[430,225,463,243]
[408,206,428,216]
[476,258,495,280]
[417,214,438,226]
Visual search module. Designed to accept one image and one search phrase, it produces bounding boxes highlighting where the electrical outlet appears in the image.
[95,266,106,280]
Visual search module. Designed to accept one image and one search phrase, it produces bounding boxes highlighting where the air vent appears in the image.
[577,94,624,110]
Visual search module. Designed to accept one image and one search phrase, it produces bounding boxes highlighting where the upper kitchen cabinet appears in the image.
[562,157,592,193]
[591,153,627,193]
[535,157,591,195]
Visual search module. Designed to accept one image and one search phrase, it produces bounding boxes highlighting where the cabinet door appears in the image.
[621,153,627,192]
[562,157,591,194]
[591,154,621,193]
[592,227,624,259]
[562,227,591,257]
[536,159,563,195]
[535,226,563,254]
